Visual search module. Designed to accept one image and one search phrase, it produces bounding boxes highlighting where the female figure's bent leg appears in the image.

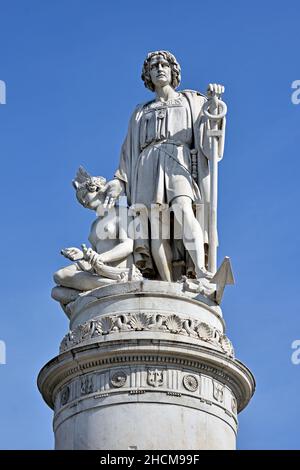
[53,264,116,291]
[51,286,81,305]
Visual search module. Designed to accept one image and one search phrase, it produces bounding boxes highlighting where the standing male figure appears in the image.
[105,51,225,284]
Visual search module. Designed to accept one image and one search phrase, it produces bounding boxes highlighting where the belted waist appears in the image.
[141,139,190,151]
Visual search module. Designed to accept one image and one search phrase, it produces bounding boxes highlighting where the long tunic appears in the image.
[115,90,219,274]
[132,94,200,206]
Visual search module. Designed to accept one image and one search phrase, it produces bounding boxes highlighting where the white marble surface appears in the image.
[40,51,255,450]
[38,281,255,450]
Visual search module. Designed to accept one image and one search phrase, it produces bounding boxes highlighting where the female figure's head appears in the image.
[73,167,107,210]
[141,50,181,92]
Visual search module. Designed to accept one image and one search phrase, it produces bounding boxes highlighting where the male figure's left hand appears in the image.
[206,83,225,111]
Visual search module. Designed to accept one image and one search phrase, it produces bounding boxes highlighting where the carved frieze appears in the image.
[110,371,127,388]
[55,365,239,426]
[183,374,199,392]
[80,375,94,395]
[231,396,237,414]
[60,312,234,358]
[213,381,225,403]
[60,386,70,406]
[147,369,164,387]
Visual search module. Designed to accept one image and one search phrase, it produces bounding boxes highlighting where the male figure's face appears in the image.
[149,55,172,89]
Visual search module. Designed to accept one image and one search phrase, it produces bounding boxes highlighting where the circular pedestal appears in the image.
[38,281,255,450]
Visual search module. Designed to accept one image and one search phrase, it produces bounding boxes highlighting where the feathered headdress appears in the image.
[72,166,106,193]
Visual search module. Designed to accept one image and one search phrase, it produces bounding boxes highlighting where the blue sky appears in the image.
[0,0,299,449]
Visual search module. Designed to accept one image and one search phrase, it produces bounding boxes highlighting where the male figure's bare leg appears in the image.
[151,239,173,282]
[150,208,173,282]
[171,196,206,278]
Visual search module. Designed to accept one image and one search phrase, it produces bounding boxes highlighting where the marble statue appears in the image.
[52,50,230,306]
[104,50,227,288]
[52,167,142,309]
[40,51,255,451]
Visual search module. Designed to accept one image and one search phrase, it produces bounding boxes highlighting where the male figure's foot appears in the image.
[196,267,214,280]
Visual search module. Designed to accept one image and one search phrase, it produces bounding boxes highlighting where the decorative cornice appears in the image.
[38,341,255,414]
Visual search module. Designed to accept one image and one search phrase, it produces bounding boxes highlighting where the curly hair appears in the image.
[141,50,181,92]
[75,177,107,207]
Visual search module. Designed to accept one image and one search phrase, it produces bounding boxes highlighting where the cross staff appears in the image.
[202,89,227,274]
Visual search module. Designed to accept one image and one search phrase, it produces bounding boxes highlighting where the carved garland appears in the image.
[59,312,234,357]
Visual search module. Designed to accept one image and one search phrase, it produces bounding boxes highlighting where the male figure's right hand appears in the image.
[103,178,124,208]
